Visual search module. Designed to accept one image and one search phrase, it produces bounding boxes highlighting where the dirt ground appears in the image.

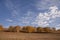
[0,32,60,40]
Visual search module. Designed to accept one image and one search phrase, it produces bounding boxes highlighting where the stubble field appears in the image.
[0,32,60,40]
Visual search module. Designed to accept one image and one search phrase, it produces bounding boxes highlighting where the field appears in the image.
[0,32,60,40]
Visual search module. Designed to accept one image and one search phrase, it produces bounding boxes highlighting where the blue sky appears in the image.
[0,0,60,29]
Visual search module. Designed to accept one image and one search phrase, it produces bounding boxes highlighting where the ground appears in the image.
[0,32,60,40]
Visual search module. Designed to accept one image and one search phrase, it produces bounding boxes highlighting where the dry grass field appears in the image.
[0,32,60,40]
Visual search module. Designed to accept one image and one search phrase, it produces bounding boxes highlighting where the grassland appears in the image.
[0,32,60,40]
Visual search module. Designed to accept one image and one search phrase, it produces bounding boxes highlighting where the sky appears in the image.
[0,0,60,29]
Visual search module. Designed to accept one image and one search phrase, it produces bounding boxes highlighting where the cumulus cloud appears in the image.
[4,0,60,27]
[33,6,60,27]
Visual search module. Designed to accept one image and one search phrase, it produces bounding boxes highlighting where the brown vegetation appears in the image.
[8,26,14,32]
[37,27,44,33]
[0,25,59,33]
[13,25,21,32]
[43,27,52,33]
[52,27,56,32]
[22,26,36,33]
[57,29,60,33]
[0,25,3,32]
[0,25,60,40]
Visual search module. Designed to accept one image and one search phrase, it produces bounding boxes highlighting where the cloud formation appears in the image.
[18,11,35,26]
[6,18,13,22]
[36,0,60,10]
[5,0,20,18]
[34,6,60,27]
[4,0,60,28]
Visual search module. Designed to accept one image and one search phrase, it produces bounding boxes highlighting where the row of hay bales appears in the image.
[0,25,60,33]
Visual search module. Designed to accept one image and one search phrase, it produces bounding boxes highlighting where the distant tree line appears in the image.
[0,25,60,33]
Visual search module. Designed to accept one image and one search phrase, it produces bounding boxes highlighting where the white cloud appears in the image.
[33,6,60,27]
[56,24,60,27]
[17,11,35,25]
[49,6,60,18]
[49,20,54,23]
[11,10,19,18]
[4,0,60,27]
[55,24,60,29]
[36,0,60,10]
[6,19,13,22]
[5,0,20,18]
